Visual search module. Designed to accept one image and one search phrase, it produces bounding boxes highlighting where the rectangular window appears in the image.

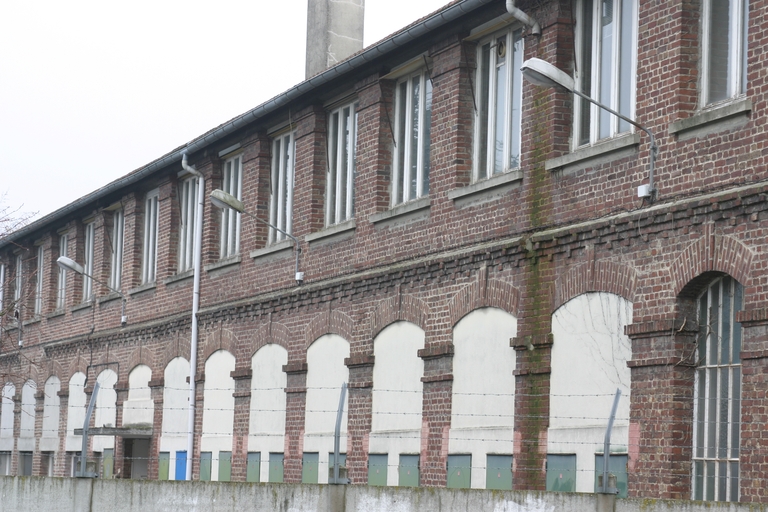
[158,452,170,480]
[393,69,432,205]
[220,155,242,258]
[246,452,260,483]
[302,452,319,483]
[142,190,160,284]
[326,101,358,226]
[20,451,33,476]
[199,451,212,481]
[475,29,524,180]
[67,452,81,477]
[56,234,68,309]
[0,452,10,475]
[398,454,419,487]
[446,454,471,489]
[594,453,628,498]
[693,276,742,502]
[13,254,23,305]
[702,0,748,105]
[368,453,388,486]
[83,221,95,301]
[268,452,284,483]
[109,209,124,291]
[178,177,198,272]
[218,451,232,482]
[34,245,43,315]
[575,0,637,146]
[269,132,295,244]
[486,454,513,490]
[546,454,577,492]
[41,451,54,476]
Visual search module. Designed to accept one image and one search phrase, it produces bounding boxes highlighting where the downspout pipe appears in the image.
[181,153,205,481]
[506,0,541,35]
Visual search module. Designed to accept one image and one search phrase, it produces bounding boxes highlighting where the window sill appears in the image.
[98,292,122,304]
[447,169,523,208]
[306,219,356,246]
[22,317,41,327]
[369,197,430,229]
[204,254,241,273]
[164,269,194,285]
[128,282,157,296]
[669,97,752,140]
[545,134,641,174]
[71,302,93,313]
[46,309,65,319]
[250,239,294,261]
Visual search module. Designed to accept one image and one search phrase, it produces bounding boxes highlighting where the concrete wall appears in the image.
[1,477,766,512]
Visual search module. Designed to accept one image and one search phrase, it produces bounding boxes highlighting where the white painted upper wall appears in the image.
[66,373,86,451]
[201,349,236,481]
[249,343,288,482]
[42,376,61,438]
[19,380,36,445]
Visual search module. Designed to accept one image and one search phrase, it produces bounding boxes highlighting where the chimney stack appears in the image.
[306,0,364,79]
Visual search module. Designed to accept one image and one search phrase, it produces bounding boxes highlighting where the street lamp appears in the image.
[56,256,127,326]
[210,189,304,285]
[520,57,659,201]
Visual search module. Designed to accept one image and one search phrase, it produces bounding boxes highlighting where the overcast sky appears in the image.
[0,0,450,223]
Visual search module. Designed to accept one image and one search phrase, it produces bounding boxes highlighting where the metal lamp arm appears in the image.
[241,210,302,280]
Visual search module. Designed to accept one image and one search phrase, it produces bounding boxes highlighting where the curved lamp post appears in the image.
[57,256,127,326]
[520,57,659,201]
[210,189,304,284]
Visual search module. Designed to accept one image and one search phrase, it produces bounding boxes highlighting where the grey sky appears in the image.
[0,0,449,222]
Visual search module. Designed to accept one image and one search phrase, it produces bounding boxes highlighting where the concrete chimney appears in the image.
[305,0,364,79]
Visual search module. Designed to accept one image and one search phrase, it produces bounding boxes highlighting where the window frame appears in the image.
[692,275,742,502]
[178,177,198,272]
[473,27,524,181]
[701,0,748,107]
[13,254,22,305]
[392,68,433,206]
[141,189,160,284]
[573,0,638,147]
[0,263,4,317]
[220,154,242,258]
[109,209,124,291]
[56,233,68,309]
[269,130,296,244]
[326,100,358,226]
[33,245,43,316]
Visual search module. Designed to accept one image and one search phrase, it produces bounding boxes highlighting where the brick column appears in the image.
[282,363,307,483]
[11,388,19,475]
[147,378,164,480]
[293,104,327,238]
[417,345,454,487]
[32,389,44,475]
[55,390,69,476]
[626,319,696,499]
[192,373,205,480]
[230,368,252,482]
[344,354,374,484]
[113,383,128,478]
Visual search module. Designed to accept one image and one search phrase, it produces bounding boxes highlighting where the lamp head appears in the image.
[210,189,245,213]
[521,58,575,92]
[57,256,85,275]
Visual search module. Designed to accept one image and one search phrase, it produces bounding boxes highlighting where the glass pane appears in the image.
[478,42,491,179]
[730,461,739,501]
[579,0,594,145]
[707,368,717,458]
[718,461,727,500]
[446,454,471,489]
[246,452,260,483]
[708,0,732,102]
[395,81,407,204]
[546,454,577,492]
[722,277,732,364]
[699,294,708,363]
[493,36,507,175]
[351,109,358,216]
[486,455,513,490]
[719,367,729,458]
[741,0,748,94]
[696,368,706,458]
[409,76,420,201]
[618,0,633,132]
[706,461,715,501]
[399,454,419,487]
[368,454,388,486]
[422,77,432,196]
[709,281,720,365]
[509,30,523,170]
[599,0,615,139]
[694,460,704,500]
[340,106,350,222]
[731,367,741,458]
[328,111,339,225]
[733,281,743,363]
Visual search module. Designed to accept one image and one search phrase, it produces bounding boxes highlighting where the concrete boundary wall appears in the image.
[0,477,766,512]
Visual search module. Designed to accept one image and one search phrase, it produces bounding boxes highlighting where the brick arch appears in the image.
[671,230,753,297]
[125,345,157,380]
[63,357,88,394]
[248,321,291,360]
[448,278,520,327]
[371,292,430,339]
[161,332,190,370]
[41,360,66,386]
[201,324,238,363]
[304,308,355,349]
[553,259,638,312]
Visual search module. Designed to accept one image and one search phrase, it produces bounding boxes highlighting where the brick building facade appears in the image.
[1,0,766,503]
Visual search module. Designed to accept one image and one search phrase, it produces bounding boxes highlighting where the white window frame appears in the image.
[269,131,296,244]
[574,0,638,147]
[56,233,68,310]
[178,177,198,272]
[473,28,524,181]
[34,245,44,316]
[109,209,124,291]
[701,0,748,106]
[392,68,433,205]
[692,276,742,502]
[220,154,242,258]
[82,221,95,301]
[14,254,23,305]
[142,190,160,284]
[326,101,358,226]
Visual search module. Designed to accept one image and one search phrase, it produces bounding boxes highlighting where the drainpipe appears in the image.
[506,0,541,36]
[181,153,204,481]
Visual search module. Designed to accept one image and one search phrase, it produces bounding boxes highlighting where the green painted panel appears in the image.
[594,454,628,498]
[218,451,232,482]
[368,454,388,486]
[103,449,114,479]
[246,452,260,483]
[546,454,576,492]
[158,452,170,481]
[398,455,419,487]
[486,454,513,490]
[447,454,471,489]
[200,452,212,481]
[269,453,284,483]
[302,452,319,483]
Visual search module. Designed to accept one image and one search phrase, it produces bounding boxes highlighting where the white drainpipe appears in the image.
[181,153,204,481]
[506,0,541,35]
